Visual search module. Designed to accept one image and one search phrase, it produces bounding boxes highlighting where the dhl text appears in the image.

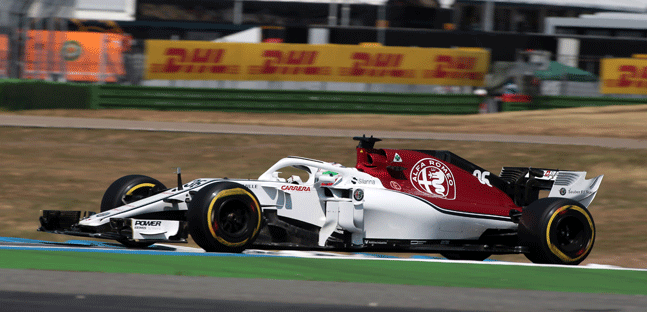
[604,65,647,88]
[248,50,331,75]
[339,52,415,78]
[423,55,483,80]
[149,48,239,74]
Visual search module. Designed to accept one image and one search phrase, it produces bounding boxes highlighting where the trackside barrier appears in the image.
[0,80,95,110]
[499,96,647,112]
[94,85,481,114]
[1,80,646,114]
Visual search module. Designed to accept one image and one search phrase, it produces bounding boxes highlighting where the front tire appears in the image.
[101,175,167,212]
[519,198,595,265]
[101,175,167,248]
[188,182,262,253]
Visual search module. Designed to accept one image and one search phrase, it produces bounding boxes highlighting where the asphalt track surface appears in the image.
[1,114,646,149]
[2,115,646,311]
[2,268,647,312]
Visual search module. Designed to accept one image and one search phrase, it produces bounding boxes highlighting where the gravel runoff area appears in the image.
[0,114,646,149]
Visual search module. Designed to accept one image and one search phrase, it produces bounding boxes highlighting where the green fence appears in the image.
[0,80,481,114]
[500,96,647,112]
[0,80,94,110]
[2,79,647,114]
[94,85,481,114]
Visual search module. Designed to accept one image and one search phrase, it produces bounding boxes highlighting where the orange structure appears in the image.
[0,35,8,76]
[23,30,131,82]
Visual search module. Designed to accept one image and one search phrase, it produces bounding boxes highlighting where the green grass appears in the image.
[1,249,646,295]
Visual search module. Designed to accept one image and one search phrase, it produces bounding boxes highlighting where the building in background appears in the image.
[451,0,647,33]
[30,0,136,21]
[545,12,647,38]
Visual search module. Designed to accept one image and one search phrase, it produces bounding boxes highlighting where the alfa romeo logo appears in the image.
[61,40,82,61]
[410,158,456,200]
[353,189,364,201]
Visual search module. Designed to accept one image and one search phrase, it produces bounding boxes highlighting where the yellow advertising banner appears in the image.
[145,40,489,86]
[600,58,647,95]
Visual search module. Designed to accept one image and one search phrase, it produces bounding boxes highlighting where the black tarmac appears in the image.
[1,269,646,312]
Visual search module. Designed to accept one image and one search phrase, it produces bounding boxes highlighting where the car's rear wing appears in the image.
[499,167,603,208]
[547,171,603,208]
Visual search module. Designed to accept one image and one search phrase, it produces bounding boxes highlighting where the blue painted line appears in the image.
[61,240,175,250]
[0,236,176,251]
[0,237,49,244]
[62,240,127,248]
[0,246,288,258]
[410,255,445,260]
[355,253,399,259]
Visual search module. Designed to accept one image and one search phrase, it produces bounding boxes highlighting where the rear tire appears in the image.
[519,198,595,265]
[188,182,262,253]
[101,175,167,248]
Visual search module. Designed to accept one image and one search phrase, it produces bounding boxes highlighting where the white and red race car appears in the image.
[39,136,603,265]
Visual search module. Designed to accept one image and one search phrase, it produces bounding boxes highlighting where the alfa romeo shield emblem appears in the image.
[410,158,456,200]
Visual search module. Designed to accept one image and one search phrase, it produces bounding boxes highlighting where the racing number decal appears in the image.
[546,205,595,263]
[206,188,262,247]
[473,170,492,187]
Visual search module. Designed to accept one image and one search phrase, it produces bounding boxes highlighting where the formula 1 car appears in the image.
[38,136,603,265]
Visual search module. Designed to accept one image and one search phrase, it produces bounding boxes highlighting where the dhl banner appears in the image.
[145,40,489,86]
[601,58,647,95]
[24,31,129,82]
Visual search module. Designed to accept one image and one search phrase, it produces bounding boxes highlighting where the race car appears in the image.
[38,136,603,265]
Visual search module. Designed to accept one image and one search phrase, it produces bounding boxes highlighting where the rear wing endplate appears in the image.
[547,171,604,208]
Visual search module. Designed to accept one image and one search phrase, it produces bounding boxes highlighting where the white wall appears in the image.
[29,0,136,21]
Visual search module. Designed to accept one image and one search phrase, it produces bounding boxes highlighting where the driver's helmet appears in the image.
[287,175,303,184]
[314,162,343,182]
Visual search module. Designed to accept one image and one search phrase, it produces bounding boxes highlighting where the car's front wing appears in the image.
[38,210,189,244]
